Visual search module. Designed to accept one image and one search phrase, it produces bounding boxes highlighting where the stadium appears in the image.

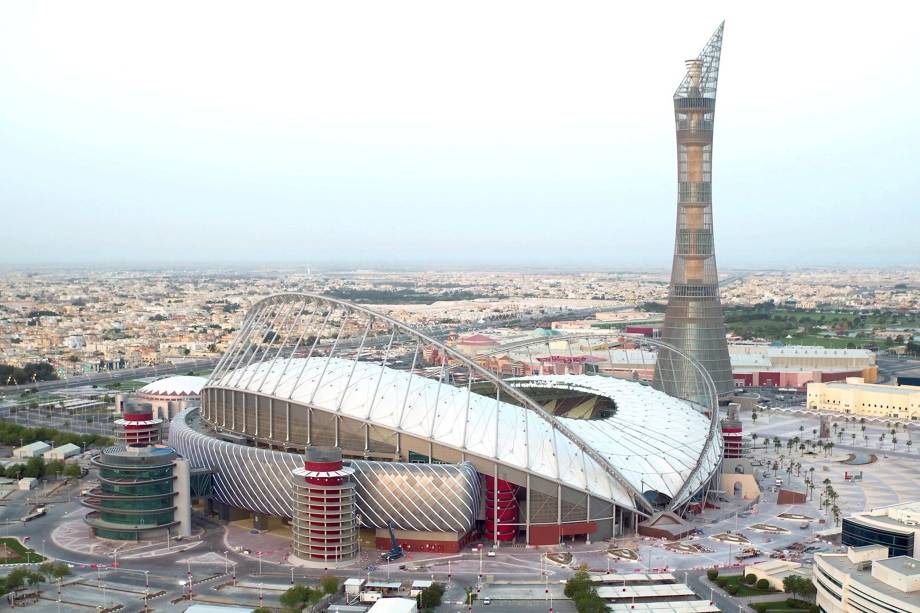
[169,293,723,556]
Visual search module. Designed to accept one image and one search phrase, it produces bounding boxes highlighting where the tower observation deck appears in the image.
[655,22,734,399]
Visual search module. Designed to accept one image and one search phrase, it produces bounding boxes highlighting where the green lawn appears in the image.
[751,598,813,613]
[787,335,880,349]
[0,537,46,565]
[715,574,779,597]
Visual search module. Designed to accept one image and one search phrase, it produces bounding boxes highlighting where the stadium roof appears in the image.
[211,358,720,508]
[138,375,207,397]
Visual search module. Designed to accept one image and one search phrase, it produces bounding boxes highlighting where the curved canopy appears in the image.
[508,375,721,501]
[138,375,207,397]
[210,357,720,509]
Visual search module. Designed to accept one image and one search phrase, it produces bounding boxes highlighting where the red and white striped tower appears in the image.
[290,447,358,564]
[484,475,518,542]
[114,401,163,447]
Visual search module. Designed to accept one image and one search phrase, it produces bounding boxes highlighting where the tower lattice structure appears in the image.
[655,22,734,400]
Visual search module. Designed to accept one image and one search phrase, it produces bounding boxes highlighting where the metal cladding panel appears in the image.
[656,22,734,399]
[168,408,477,532]
[349,460,479,533]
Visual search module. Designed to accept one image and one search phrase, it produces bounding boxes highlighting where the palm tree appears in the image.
[908,440,913,453]
[851,432,856,445]
[879,433,886,449]
[832,504,841,526]
[892,436,898,450]
[812,428,818,440]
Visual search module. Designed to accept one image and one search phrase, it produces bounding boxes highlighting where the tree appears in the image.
[564,566,592,598]
[419,583,445,610]
[321,575,339,595]
[565,566,606,613]
[280,584,322,611]
[22,457,45,479]
[707,568,719,581]
[783,575,803,599]
[63,463,82,478]
[38,561,71,580]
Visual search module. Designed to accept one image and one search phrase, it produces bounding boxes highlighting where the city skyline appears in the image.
[1,3,918,268]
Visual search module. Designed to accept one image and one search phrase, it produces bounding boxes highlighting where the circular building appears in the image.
[131,375,207,420]
[176,293,722,549]
[83,445,181,541]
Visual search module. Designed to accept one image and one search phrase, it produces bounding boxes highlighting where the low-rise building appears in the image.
[815,545,920,613]
[842,502,920,558]
[807,378,920,420]
[743,559,809,591]
[43,443,81,461]
[366,597,417,613]
[12,441,51,459]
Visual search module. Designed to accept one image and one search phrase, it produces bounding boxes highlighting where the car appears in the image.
[482,599,491,605]
[487,550,496,558]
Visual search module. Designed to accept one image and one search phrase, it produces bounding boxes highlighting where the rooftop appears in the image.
[876,556,920,577]
[821,381,920,395]
[366,598,416,613]
[819,552,920,604]
[137,375,207,397]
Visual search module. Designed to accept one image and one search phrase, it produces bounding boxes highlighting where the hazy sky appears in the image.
[1,2,917,269]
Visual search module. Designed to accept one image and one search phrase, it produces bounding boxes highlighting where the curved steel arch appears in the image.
[206,292,656,514]
[477,332,722,509]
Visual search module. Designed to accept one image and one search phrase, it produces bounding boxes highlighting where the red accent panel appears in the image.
[305,460,343,472]
[484,476,519,541]
[528,522,597,546]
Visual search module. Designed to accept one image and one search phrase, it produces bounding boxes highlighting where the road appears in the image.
[1,358,218,395]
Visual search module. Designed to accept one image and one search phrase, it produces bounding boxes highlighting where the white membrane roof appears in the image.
[138,375,207,397]
[210,358,719,508]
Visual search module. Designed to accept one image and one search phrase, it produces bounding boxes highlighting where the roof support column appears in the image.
[557,483,562,545]
[585,494,591,544]
[525,473,531,547]
[493,463,499,549]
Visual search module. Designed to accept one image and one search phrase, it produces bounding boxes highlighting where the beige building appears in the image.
[815,545,920,613]
[807,378,920,419]
[743,559,808,591]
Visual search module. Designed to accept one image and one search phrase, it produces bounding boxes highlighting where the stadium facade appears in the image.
[170,293,723,554]
[655,22,735,399]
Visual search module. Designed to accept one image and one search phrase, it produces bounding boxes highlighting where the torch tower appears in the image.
[655,22,734,399]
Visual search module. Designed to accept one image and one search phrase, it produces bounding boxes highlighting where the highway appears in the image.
[1,358,218,395]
